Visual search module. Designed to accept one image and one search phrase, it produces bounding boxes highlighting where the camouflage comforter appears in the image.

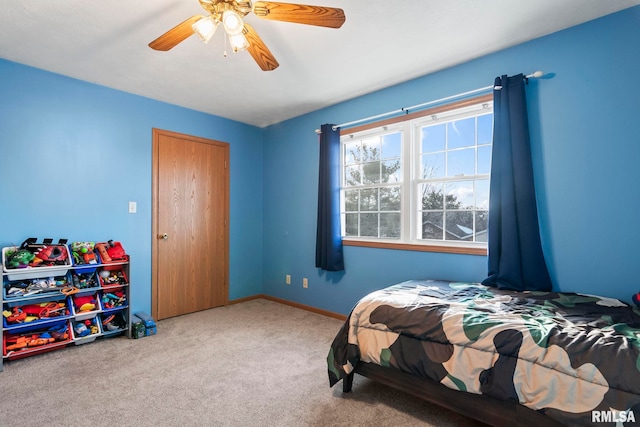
[327,280,640,426]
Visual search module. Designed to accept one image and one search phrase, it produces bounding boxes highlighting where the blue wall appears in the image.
[0,60,264,314]
[2,7,639,318]
[262,6,640,314]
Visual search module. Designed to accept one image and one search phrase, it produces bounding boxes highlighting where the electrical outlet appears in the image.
[286,274,291,285]
[303,278,308,288]
[128,201,137,214]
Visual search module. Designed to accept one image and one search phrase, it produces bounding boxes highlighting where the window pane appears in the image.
[360,213,378,237]
[381,159,401,183]
[422,124,445,153]
[344,141,361,165]
[420,183,444,210]
[475,210,488,242]
[475,179,490,210]
[362,161,381,184]
[421,153,445,179]
[446,180,474,209]
[380,186,400,210]
[362,138,381,161]
[341,100,492,247]
[422,212,443,240]
[345,213,358,236]
[447,148,475,177]
[447,117,475,149]
[477,114,493,145]
[360,188,378,211]
[345,165,361,186]
[381,133,401,159]
[445,211,474,241]
[344,189,359,212]
[380,213,401,238]
[478,145,491,175]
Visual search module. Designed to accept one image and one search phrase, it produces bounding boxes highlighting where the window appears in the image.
[340,96,493,253]
[343,131,402,238]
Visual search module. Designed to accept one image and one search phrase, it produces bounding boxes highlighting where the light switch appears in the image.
[128,201,137,214]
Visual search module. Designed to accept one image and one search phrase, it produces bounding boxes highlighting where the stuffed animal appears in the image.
[6,249,35,268]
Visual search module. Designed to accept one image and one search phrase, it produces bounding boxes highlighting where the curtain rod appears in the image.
[315,71,544,133]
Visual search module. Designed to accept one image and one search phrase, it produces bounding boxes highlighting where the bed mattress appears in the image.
[328,280,640,426]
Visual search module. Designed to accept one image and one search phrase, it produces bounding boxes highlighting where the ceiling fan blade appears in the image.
[253,2,345,28]
[243,23,279,71]
[149,15,204,51]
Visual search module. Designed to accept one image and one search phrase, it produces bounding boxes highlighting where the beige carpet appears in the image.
[0,299,487,426]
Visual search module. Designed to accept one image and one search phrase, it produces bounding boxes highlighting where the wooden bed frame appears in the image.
[342,362,565,427]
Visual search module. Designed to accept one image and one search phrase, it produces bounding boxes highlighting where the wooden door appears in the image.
[152,128,229,320]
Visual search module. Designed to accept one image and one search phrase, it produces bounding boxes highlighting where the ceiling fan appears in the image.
[149,1,346,71]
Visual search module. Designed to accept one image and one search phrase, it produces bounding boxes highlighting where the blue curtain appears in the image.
[482,74,552,292]
[316,124,345,271]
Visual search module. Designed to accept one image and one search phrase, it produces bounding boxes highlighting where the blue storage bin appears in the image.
[69,242,101,274]
[3,296,72,331]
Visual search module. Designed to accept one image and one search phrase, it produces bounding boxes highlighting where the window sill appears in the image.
[342,239,487,256]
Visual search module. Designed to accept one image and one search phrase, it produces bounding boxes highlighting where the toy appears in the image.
[5,238,69,269]
[100,270,127,286]
[4,324,69,351]
[5,336,30,351]
[48,324,70,341]
[71,272,98,289]
[95,241,126,263]
[106,240,126,260]
[32,245,68,265]
[71,242,97,265]
[4,276,75,298]
[102,313,126,331]
[3,307,27,323]
[27,333,56,347]
[3,301,67,324]
[74,295,97,312]
[95,243,111,262]
[74,319,99,337]
[101,291,126,309]
[130,314,145,338]
[6,249,35,268]
[73,321,89,337]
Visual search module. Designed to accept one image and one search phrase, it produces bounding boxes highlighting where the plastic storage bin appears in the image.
[69,270,101,295]
[3,319,72,359]
[69,242,101,274]
[71,293,101,321]
[71,316,102,345]
[3,274,73,301]
[100,311,128,336]
[98,265,129,290]
[3,296,71,331]
[2,245,72,280]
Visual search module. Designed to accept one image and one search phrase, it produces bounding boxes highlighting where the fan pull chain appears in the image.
[223,34,228,58]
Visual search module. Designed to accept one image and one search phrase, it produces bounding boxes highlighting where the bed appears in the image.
[327,280,640,426]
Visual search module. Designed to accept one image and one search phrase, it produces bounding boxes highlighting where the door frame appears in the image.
[151,128,230,320]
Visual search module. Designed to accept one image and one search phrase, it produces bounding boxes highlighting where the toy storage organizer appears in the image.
[1,244,130,366]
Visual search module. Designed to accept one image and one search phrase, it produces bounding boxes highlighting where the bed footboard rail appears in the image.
[346,363,564,427]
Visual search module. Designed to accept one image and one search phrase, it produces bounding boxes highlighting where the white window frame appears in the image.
[339,95,493,255]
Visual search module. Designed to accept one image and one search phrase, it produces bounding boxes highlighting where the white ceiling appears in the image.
[1,1,638,128]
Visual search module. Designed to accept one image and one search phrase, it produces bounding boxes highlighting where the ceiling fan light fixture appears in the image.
[192,15,218,43]
[149,0,345,72]
[222,10,244,35]
[228,33,250,52]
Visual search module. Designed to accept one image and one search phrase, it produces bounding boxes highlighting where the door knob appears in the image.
[158,233,169,240]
